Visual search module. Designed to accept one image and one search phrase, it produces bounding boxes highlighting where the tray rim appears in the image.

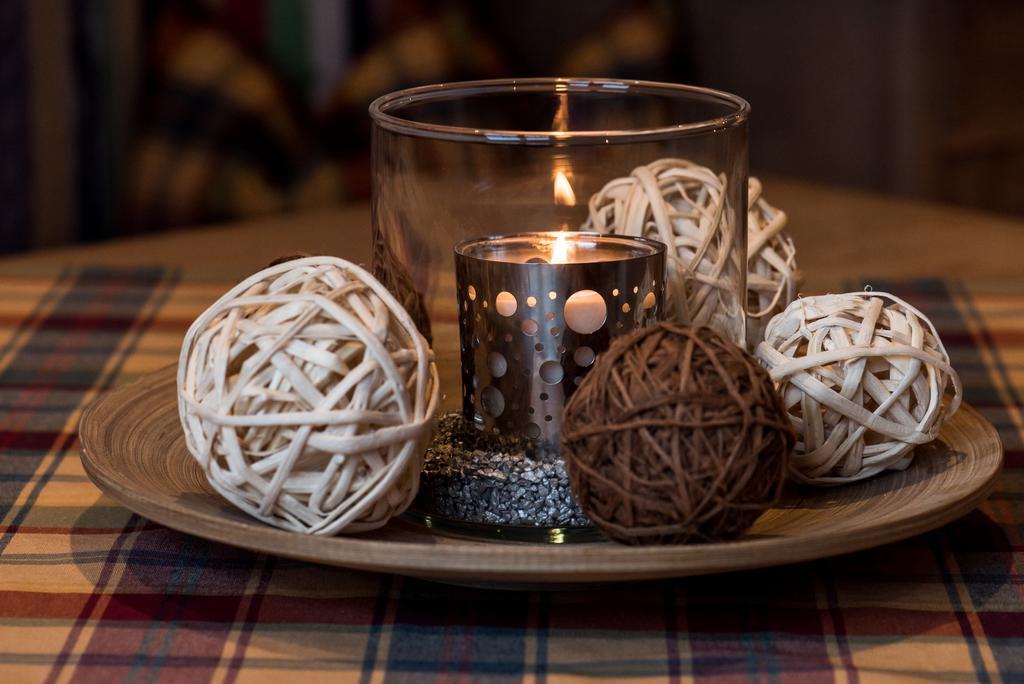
[78,365,1004,585]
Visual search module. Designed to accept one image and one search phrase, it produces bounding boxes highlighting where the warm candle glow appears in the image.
[553,170,576,207]
[564,289,607,334]
[495,291,517,316]
[551,232,570,264]
[551,170,576,264]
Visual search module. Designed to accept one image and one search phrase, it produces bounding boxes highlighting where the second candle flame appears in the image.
[551,169,576,263]
[553,170,576,207]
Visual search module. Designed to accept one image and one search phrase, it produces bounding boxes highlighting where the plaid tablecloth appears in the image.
[0,265,1021,682]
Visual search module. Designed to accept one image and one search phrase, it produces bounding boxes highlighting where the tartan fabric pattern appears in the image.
[0,268,1021,682]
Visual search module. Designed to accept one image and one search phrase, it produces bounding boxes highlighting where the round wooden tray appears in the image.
[79,366,1003,587]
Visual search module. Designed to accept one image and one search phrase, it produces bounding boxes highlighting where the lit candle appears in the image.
[550,231,572,264]
[454,231,665,444]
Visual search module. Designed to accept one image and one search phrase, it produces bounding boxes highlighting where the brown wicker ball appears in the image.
[561,323,795,545]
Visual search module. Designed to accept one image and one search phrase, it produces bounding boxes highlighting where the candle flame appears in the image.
[551,232,570,264]
[553,170,576,206]
[551,160,575,263]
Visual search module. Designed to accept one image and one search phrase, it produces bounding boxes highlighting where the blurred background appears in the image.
[1,0,1022,254]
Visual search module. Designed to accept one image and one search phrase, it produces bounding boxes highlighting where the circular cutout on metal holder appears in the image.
[487,352,508,378]
[573,346,596,367]
[496,291,517,316]
[539,360,564,385]
[564,290,607,335]
[480,386,505,417]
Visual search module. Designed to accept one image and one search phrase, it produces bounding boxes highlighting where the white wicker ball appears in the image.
[177,256,439,534]
[746,177,801,348]
[584,158,744,341]
[755,292,961,485]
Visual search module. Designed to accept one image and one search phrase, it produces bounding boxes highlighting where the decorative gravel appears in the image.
[414,412,591,528]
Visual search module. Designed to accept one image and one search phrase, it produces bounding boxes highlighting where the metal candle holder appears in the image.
[454,232,666,446]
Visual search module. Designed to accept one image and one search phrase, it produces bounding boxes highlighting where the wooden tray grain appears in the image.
[79,365,1003,587]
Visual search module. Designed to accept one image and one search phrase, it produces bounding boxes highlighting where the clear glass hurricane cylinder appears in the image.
[370,78,749,539]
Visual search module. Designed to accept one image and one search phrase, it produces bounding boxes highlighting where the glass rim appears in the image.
[369,77,750,144]
[454,231,666,265]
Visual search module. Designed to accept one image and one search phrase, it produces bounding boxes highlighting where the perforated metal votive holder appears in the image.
[454,232,666,446]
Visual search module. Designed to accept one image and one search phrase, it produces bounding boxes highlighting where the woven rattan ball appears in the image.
[561,323,794,545]
[584,158,744,341]
[755,292,962,485]
[177,256,440,535]
[746,177,801,348]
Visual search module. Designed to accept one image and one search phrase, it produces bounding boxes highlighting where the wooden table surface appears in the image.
[5,178,1022,284]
